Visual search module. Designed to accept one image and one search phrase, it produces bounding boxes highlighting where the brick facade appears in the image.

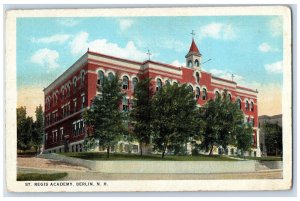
[43,39,260,156]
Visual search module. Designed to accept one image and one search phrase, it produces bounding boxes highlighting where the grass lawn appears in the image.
[60,152,238,161]
[17,173,68,181]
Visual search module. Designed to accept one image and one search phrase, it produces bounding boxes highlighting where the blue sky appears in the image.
[17,16,284,116]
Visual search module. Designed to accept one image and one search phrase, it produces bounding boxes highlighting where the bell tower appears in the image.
[185,30,202,69]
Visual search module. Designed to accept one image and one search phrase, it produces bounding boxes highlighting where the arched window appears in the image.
[132,77,138,90]
[188,60,193,67]
[188,85,193,93]
[108,72,114,81]
[196,87,201,99]
[237,99,242,109]
[165,80,171,86]
[61,87,65,100]
[227,94,232,101]
[97,71,104,85]
[196,72,200,83]
[156,78,162,91]
[215,91,220,99]
[195,59,200,67]
[245,100,249,111]
[202,88,207,100]
[122,76,129,90]
[251,101,254,112]
[81,71,85,85]
[68,83,71,97]
[73,77,77,90]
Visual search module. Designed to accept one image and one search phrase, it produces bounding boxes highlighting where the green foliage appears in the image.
[83,74,126,158]
[151,83,200,158]
[31,105,44,154]
[130,78,154,156]
[236,123,253,156]
[200,90,245,155]
[17,107,33,151]
[262,122,282,156]
[17,172,68,181]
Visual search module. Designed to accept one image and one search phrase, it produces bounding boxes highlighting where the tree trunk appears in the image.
[140,142,143,156]
[107,146,110,158]
[162,142,168,158]
[209,145,214,156]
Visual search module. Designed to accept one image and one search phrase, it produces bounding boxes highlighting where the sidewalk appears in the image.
[17,156,283,180]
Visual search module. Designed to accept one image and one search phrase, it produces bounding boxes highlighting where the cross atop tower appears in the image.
[231,74,235,81]
[190,30,196,39]
[146,49,152,60]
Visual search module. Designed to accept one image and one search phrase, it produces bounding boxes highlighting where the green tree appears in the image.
[32,105,44,154]
[200,90,245,155]
[17,107,33,151]
[262,122,282,156]
[130,78,154,156]
[151,83,199,158]
[83,74,126,158]
[236,123,253,157]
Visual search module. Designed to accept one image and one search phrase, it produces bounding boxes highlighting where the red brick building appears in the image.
[43,39,260,156]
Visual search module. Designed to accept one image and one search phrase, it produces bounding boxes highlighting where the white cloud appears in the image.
[57,18,79,27]
[258,42,272,52]
[119,19,133,31]
[258,42,279,53]
[264,60,283,74]
[270,16,283,37]
[171,60,185,67]
[161,40,186,52]
[31,48,59,69]
[33,34,70,44]
[70,32,147,61]
[209,68,244,82]
[199,23,236,40]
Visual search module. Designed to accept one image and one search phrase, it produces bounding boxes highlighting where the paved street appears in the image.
[17,156,283,180]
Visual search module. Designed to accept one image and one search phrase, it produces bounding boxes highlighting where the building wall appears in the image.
[43,50,259,156]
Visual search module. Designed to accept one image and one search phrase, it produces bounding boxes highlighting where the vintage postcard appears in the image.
[5,6,292,192]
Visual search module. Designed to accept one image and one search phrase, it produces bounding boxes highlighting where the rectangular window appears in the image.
[81,95,85,109]
[60,127,64,141]
[74,99,77,113]
[62,106,65,118]
[73,122,76,135]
